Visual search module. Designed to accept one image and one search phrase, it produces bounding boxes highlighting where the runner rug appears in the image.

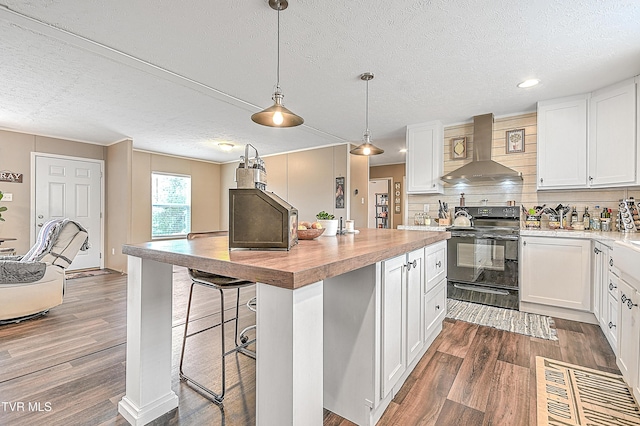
[65,269,115,280]
[536,356,640,425]
[446,299,558,340]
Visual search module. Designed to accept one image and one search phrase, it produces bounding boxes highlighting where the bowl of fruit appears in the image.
[297,221,325,239]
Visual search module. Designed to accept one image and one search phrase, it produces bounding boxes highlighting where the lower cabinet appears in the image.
[323,242,447,426]
[381,248,424,395]
[521,236,591,312]
[605,270,619,353]
[424,278,446,335]
[617,277,640,387]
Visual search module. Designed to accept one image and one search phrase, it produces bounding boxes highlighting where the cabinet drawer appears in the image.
[424,280,446,334]
[609,271,619,300]
[425,242,446,291]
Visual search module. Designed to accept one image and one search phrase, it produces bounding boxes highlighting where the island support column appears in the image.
[118,257,178,425]
[256,280,323,425]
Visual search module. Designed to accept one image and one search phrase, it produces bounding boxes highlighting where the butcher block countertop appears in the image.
[123,228,450,290]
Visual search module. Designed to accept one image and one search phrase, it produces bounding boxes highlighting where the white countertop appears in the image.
[400,224,640,248]
[519,228,640,247]
[398,225,448,232]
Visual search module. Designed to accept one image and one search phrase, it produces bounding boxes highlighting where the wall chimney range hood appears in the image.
[441,113,523,184]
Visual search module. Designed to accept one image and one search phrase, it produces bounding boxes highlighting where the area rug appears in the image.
[65,269,115,280]
[446,299,558,340]
[536,356,640,425]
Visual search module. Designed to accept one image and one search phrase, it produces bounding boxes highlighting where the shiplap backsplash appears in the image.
[407,112,638,225]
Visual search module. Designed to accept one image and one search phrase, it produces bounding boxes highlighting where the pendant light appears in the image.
[350,72,384,156]
[251,0,304,127]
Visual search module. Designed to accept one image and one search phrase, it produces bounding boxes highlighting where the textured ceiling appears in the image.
[0,1,639,166]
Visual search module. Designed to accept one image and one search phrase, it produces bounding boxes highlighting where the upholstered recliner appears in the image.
[0,219,89,324]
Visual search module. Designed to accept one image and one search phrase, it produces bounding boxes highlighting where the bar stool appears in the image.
[179,231,256,404]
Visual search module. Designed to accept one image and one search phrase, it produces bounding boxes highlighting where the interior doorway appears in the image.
[368,178,391,228]
[32,153,104,271]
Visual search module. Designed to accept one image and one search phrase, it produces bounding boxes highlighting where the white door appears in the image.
[34,155,102,270]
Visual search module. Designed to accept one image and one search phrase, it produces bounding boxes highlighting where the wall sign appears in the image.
[0,171,23,183]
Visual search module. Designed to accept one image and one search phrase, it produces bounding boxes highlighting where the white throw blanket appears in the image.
[21,219,90,263]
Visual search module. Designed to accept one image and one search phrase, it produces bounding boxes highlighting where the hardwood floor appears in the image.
[0,268,620,425]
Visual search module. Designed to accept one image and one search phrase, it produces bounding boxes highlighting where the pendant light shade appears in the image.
[251,0,303,128]
[350,72,384,156]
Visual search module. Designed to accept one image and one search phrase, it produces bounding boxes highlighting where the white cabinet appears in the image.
[612,242,640,402]
[381,255,406,395]
[537,78,638,190]
[424,241,447,341]
[617,278,639,386]
[406,249,424,366]
[521,236,591,311]
[323,241,446,426]
[406,121,444,194]
[593,241,611,327]
[606,271,619,353]
[381,248,425,395]
[589,80,637,187]
[537,95,588,189]
[425,240,446,291]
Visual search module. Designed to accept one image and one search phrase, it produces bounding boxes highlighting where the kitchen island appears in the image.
[117,228,449,425]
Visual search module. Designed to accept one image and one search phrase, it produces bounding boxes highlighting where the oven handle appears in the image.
[454,283,511,296]
[451,233,519,241]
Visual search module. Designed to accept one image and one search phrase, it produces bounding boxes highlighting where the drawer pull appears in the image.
[609,282,617,291]
[609,321,616,329]
[436,261,442,268]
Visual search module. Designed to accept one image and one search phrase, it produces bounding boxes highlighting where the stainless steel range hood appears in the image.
[441,113,523,184]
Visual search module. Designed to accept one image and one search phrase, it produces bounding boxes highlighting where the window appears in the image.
[151,172,191,238]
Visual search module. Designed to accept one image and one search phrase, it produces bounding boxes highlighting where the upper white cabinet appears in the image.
[406,121,444,194]
[589,80,637,187]
[537,77,638,190]
[537,95,588,189]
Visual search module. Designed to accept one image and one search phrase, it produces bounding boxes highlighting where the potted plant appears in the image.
[0,191,7,221]
[316,211,338,236]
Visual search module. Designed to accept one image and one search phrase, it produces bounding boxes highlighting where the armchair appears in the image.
[0,219,89,324]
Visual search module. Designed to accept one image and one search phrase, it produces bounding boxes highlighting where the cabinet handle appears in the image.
[622,294,627,303]
[523,241,527,246]
[610,259,614,267]
[609,282,617,290]
[589,176,593,182]
[627,299,637,310]
[435,304,440,310]
[609,321,616,329]
[540,178,543,184]
[594,247,601,254]
[411,260,417,269]
[436,260,442,268]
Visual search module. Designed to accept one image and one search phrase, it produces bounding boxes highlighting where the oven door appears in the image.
[447,232,519,289]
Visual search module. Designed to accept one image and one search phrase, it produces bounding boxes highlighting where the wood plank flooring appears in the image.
[0,268,620,425]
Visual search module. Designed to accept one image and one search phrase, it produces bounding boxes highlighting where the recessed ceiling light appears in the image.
[399,148,407,153]
[218,143,234,151]
[517,79,540,88]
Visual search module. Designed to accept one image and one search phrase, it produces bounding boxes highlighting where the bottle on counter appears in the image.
[583,207,590,230]
[571,206,578,224]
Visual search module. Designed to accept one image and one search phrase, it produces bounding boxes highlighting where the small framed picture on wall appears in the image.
[506,129,525,153]
[451,137,467,159]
